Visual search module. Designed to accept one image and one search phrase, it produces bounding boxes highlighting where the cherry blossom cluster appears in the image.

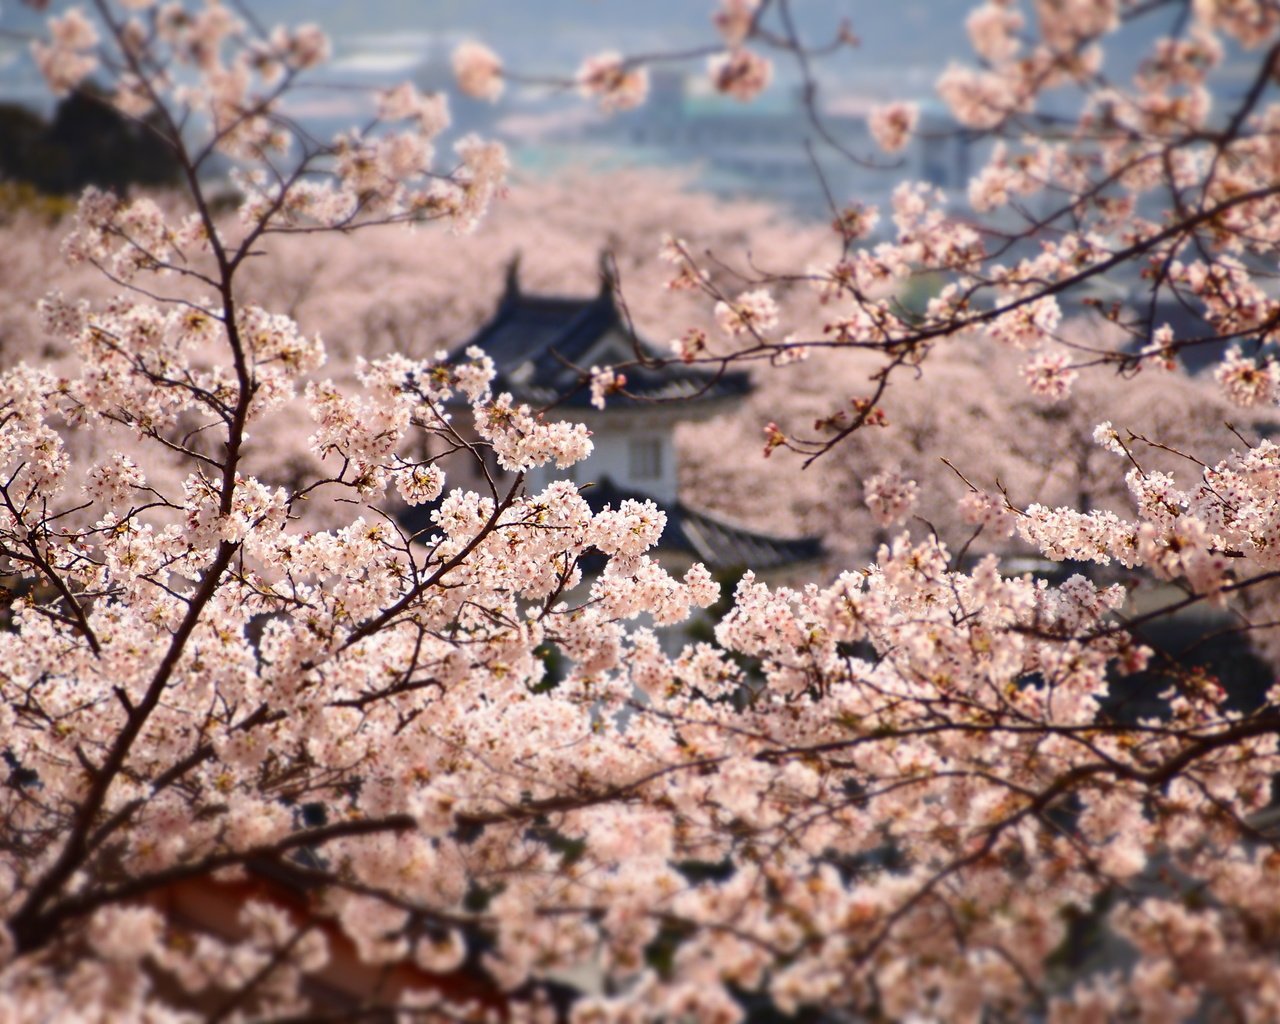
[862,467,919,527]
[713,288,780,338]
[7,1,1280,1022]
[576,52,650,113]
[707,47,773,103]
[1005,426,1280,607]
[592,0,1280,459]
[452,40,504,102]
[867,102,918,154]
[30,8,99,95]
[28,0,509,235]
[0,260,726,1017]
[458,0,779,122]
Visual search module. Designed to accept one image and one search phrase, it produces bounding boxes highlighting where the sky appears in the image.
[0,1,1258,215]
[0,0,987,213]
[0,1,981,107]
[0,0,1249,98]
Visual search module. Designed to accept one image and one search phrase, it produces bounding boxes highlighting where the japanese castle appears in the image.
[446,258,824,577]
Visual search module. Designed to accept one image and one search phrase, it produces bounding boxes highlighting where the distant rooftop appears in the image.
[582,477,826,572]
[455,257,751,410]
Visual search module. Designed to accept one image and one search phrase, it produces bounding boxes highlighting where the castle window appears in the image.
[629,437,663,481]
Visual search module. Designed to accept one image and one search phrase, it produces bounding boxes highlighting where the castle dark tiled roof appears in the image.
[432,262,826,574]
[582,477,824,572]
[455,262,751,409]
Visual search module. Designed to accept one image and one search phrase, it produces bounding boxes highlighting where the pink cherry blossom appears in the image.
[8,2,1280,1021]
[868,102,918,154]
[577,52,650,112]
[453,40,504,102]
[708,48,773,101]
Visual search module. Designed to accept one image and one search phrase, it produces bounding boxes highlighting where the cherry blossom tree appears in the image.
[0,168,833,533]
[5,2,1280,1023]
[679,325,1271,561]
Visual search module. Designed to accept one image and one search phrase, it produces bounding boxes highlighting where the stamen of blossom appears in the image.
[1093,421,1127,456]
[831,203,880,242]
[868,102,919,153]
[708,48,773,101]
[958,490,1017,536]
[394,463,445,506]
[1139,324,1179,371]
[1214,346,1278,407]
[672,327,708,362]
[1022,351,1080,402]
[762,420,786,457]
[714,288,779,337]
[864,469,920,527]
[577,52,649,112]
[589,366,626,410]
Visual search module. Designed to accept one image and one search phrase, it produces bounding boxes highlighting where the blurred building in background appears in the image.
[413,258,827,583]
[565,69,972,217]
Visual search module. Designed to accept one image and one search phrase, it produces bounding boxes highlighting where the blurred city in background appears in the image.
[0,0,1023,217]
[0,1,1262,220]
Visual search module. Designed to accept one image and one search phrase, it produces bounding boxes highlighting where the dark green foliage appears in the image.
[529,643,566,693]
[0,87,182,197]
[672,857,735,884]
